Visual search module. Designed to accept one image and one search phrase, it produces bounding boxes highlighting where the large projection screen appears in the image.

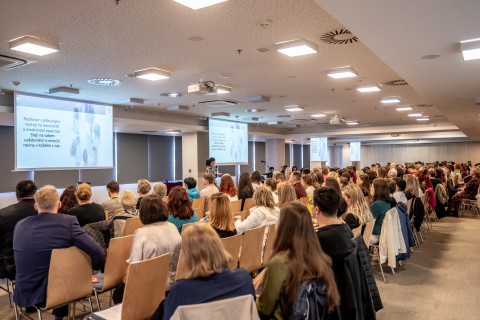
[208,118,248,165]
[15,93,113,170]
[310,137,328,161]
[350,142,361,161]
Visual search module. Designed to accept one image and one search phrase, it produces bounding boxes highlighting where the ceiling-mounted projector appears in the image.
[188,80,216,95]
[329,114,345,125]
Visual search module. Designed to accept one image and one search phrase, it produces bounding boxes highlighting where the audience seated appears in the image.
[392,179,407,204]
[167,186,199,233]
[234,186,279,245]
[0,180,38,281]
[207,193,237,238]
[264,178,279,204]
[251,171,262,191]
[256,202,340,319]
[276,182,297,207]
[101,180,122,218]
[67,183,105,227]
[152,182,168,199]
[341,184,374,232]
[13,185,105,320]
[163,223,255,320]
[128,195,181,288]
[325,177,341,194]
[219,175,238,201]
[237,172,254,211]
[136,179,152,209]
[58,185,78,214]
[199,173,219,201]
[301,174,315,198]
[289,172,307,199]
[183,177,200,202]
[313,186,375,319]
[370,179,395,245]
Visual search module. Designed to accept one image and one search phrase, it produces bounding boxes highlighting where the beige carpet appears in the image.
[1,216,479,319]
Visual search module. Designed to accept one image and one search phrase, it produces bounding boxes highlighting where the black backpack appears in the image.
[288,279,338,320]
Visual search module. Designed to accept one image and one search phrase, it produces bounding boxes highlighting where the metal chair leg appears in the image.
[88,296,94,314]
[94,290,101,311]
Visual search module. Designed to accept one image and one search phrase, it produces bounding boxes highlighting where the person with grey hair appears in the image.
[152,182,168,198]
[136,179,151,209]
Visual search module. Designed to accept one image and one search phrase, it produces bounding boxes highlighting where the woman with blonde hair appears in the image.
[152,182,168,198]
[404,174,423,198]
[208,193,236,238]
[256,203,340,319]
[264,178,279,204]
[301,174,316,197]
[234,186,279,244]
[163,223,255,319]
[136,178,151,209]
[342,184,374,232]
[277,182,297,207]
[327,171,339,180]
[67,183,105,227]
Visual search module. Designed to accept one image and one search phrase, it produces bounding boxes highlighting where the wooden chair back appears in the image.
[243,198,254,215]
[230,200,242,213]
[352,225,362,238]
[362,219,376,246]
[122,253,171,320]
[192,197,206,219]
[123,217,144,236]
[102,235,133,292]
[44,247,92,310]
[299,197,309,207]
[175,249,187,280]
[239,225,266,273]
[221,234,243,270]
[262,224,276,267]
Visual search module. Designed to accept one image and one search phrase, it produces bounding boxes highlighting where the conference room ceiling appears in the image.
[0,0,477,144]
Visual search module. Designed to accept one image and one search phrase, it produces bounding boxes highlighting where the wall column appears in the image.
[265,139,285,171]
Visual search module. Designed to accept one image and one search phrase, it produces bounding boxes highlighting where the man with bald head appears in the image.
[13,185,105,320]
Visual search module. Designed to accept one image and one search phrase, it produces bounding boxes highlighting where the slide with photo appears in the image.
[208,118,248,165]
[15,93,113,170]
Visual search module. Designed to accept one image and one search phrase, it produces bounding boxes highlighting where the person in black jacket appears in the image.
[0,180,38,281]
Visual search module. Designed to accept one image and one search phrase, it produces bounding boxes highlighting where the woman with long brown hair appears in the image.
[256,202,340,319]
[208,193,236,238]
[237,172,254,210]
[167,186,199,233]
[59,185,78,214]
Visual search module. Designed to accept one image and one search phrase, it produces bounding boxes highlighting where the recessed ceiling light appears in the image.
[215,85,231,94]
[160,92,183,98]
[311,113,327,117]
[416,117,430,121]
[396,106,413,111]
[172,0,228,10]
[356,84,381,93]
[134,68,171,81]
[380,96,401,104]
[9,35,59,56]
[460,38,480,61]
[285,139,295,143]
[326,66,358,79]
[245,108,265,113]
[346,120,359,125]
[276,38,318,57]
[284,105,304,112]
[87,78,122,86]
[163,129,181,134]
[408,113,422,117]
[421,54,441,60]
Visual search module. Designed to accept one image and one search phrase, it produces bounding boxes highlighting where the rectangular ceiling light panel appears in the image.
[461,38,480,61]
[326,66,358,79]
[172,0,228,10]
[9,35,59,56]
[276,38,318,57]
[356,84,381,93]
[134,68,170,81]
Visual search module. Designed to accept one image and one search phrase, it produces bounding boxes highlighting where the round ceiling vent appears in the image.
[87,78,122,86]
[320,29,358,44]
[384,79,408,86]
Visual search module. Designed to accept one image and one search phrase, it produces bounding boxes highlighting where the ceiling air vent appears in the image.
[384,79,408,86]
[0,53,37,70]
[320,29,358,45]
[198,100,238,108]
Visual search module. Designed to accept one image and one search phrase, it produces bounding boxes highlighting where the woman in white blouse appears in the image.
[127,195,181,288]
